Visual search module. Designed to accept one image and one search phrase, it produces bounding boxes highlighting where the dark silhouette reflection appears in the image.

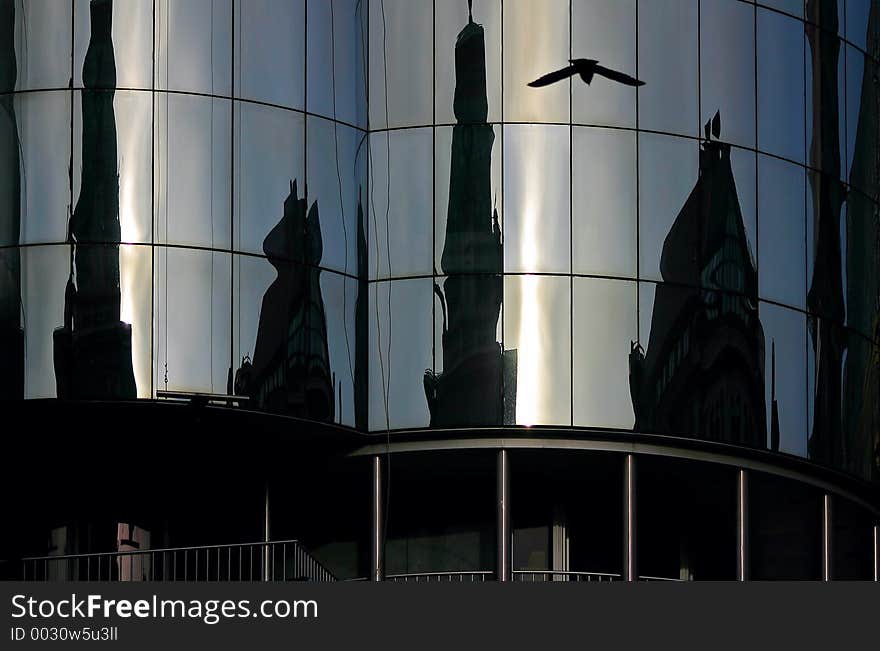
[0,0,23,399]
[630,115,767,448]
[528,58,644,89]
[355,191,368,430]
[805,0,846,470]
[844,0,880,482]
[423,6,516,427]
[53,0,136,399]
[234,181,335,422]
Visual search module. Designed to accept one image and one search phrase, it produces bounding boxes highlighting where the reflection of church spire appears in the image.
[805,0,846,469]
[423,5,515,426]
[53,0,136,399]
[0,0,24,398]
[629,114,766,447]
[237,181,335,421]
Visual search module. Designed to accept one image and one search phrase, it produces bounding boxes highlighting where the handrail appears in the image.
[386,570,493,582]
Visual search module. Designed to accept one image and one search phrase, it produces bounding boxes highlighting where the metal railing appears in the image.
[386,571,493,583]
[512,570,621,582]
[21,540,335,583]
[156,390,249,407]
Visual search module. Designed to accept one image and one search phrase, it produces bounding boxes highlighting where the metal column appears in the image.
[822,493,832,582]
[623,454,637,582]
[497,449,510,582]
[371,455,384,581]
[736,469,749,581]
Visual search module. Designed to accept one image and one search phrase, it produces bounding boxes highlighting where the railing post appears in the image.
[822,493,832,582]
[737,469,749,581]
[371,455,384,582]
[263,480,271,582]
[496,449,510,582]
[623,453,637,582]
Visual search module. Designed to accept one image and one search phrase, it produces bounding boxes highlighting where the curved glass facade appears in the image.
[367,0,880,485]
[1,1,878,486]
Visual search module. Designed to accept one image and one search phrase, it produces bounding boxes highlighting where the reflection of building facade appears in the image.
[423,14,516,427]
[630,117,767,449]
[52,0,136,400]
[235,181,335,422]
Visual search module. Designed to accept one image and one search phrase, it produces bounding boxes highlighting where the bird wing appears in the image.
[593,65,645,87]
[528,65,577,88]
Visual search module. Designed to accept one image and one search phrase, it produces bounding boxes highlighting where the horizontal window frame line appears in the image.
[2,241,361,282]
[0,86,368,133]
[346,426,880,517]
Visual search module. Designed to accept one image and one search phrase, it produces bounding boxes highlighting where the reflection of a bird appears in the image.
[528,59,644,88]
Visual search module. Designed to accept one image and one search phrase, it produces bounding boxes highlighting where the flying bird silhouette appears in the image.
[528,59,644,89]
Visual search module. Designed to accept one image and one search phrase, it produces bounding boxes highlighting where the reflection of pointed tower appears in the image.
[354,191,368,430]
[0,0,24,399]
[843,0,880,482]
[244,181,335,421]
[423,9,515,427]
[629,115,767,448]
[805,0,847,469]
[53,0,136,399]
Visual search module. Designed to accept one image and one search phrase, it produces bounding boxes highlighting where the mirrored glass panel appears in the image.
[154,247,231,395]
[232,254,352,426]
[307,116,366,276]
[760,301,807,458]
[368,127,432,280]
[572,126,636,278]
[844,188,880,343]
[806,316,847,473]
[839,330,880,482]
[22,245,71,398]
[155,94,231,249]
[155,0,232,96]
[806,169,846,328]
[307,0,366,128]
[430,274,507,428]
[503,0,570,124]
[368,0,432,130]
[635,281,767,448]
[73,90,152,246]
[503,124,570,274]
[572,278,636,430]
[845,0,874,51]
[805,18,846,178]
[503,274,571,427]
[757,154,806,309]
[759,0,805,19]
[757,8,806,163]
[434,125,502,274]
[15,91,71,245]
[846,46,878,200]
[638,0,698,137]
[12,0,72,91]
[369,278,432,431]
[74,0,152,90]
[701,0,756,149]
[118,243,152,399]
[434,0,501,126]
[235,0,304,110]
[571,0,636,128]
[638,132,699,284]
[233,101,304,258]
